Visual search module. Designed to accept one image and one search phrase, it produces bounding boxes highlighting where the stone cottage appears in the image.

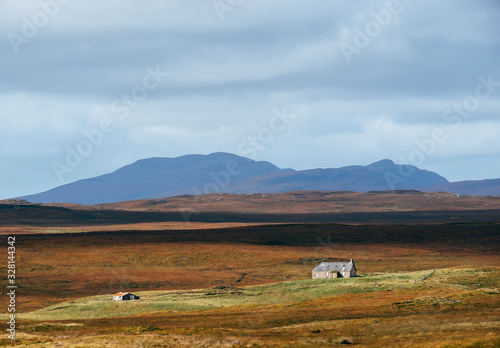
[312,259,356,279]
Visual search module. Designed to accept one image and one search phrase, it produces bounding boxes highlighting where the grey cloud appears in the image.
[0,0,499,199]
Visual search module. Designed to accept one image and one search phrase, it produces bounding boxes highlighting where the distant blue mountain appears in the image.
[234,159,447,194]
[424,179,500,196]
[20,152,449,204]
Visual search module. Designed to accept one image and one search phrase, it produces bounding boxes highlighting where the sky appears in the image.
[1,0,500,199]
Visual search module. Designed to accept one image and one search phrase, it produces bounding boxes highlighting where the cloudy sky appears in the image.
[1,0,499,199]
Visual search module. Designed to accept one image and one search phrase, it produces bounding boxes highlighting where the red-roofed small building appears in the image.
[112,292,139,301]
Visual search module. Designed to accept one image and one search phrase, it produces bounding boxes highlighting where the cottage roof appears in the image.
[312,260,356,272]
[114,292,129,296]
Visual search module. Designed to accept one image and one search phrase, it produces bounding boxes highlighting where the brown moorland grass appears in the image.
[0,198,498,347]
[98,190,500,214]
[2,191,500,232]
[3,268,500,347]
[1,222,498,312]
[0,222,269,235]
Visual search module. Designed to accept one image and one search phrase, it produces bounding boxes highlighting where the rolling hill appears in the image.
[19,153,450,204]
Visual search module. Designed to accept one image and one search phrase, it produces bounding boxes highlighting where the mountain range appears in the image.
[19,152,498,205]
[425,179,500,196]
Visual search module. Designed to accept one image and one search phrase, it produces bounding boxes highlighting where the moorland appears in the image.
[0,191,499,347]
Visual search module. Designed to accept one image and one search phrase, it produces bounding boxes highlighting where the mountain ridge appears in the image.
[17,152,458,204]
[425,178,500,196]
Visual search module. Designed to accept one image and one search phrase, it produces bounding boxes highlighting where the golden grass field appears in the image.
[0,191,499,347]
[5,267,500,347]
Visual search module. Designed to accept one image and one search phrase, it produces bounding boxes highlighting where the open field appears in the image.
[0,191,499,346]
[0,222,499,346]
[13,268,499,321]
[9,190,500,215]
[2,191,500,228]
[2,267,499,347]
[100,190,500,214]
[1,202,500,232]
[0,222,270,235]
